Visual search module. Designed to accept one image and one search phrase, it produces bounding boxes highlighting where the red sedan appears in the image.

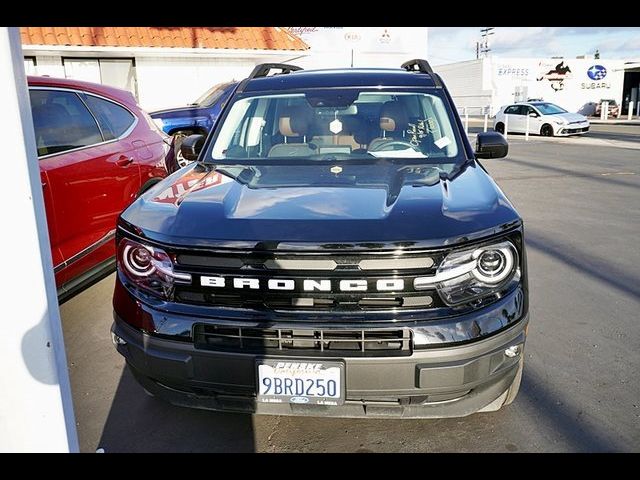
[28,76,170,302]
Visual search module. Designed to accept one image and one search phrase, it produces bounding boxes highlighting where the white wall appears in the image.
[134,56,255,111]
[33,55,65,77]
[436,59,492,112]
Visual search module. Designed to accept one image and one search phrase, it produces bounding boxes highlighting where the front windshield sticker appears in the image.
[434,137,452,149]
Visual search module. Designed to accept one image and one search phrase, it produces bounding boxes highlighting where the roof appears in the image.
[20,27,308,51]
[242,68,439,92]
[27,75,137,107]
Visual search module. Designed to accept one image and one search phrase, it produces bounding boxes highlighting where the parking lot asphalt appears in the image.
[59,125,640,452]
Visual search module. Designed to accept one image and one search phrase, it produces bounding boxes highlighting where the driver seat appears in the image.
[368,101,409,151]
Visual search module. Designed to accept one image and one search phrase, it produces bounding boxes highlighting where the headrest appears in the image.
[379,101,408,133]
[278,105,312,137]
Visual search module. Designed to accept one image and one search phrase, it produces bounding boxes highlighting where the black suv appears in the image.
[112,60,528,418]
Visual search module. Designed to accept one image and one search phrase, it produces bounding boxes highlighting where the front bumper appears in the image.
[557,123,590,136]
[112,290,529,418]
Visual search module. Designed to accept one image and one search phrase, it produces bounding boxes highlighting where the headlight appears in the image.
[152,118,165,131]
[415,240,519,306]
[117,238,191,298]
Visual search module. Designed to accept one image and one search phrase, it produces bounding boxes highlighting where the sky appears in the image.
[428,27,640,65]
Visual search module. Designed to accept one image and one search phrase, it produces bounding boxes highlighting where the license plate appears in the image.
[257,360,345,405]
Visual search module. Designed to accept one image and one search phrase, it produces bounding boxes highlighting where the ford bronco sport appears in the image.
[112,60,528,418]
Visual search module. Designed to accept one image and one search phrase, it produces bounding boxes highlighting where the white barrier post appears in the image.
[603,101,609,121]
[463,107,468,134]
[525,113,530,141]
[504,114,508,138]
[0,27,79,452]
[636,101,639,118]
[483,113,488,132]
[629,102,634,121]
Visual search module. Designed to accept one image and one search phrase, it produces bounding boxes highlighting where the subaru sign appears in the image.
[587,65,607,80]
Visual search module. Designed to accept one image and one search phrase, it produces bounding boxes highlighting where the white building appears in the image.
[285,27,429,69]
[437,56,640,116]
[21,27,310,112]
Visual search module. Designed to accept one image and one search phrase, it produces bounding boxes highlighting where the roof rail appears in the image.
[401,59,434,74]
[401,59,442,87]
[247,63,303,80]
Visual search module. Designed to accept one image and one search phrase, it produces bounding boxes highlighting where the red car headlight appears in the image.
[117,238,191,298]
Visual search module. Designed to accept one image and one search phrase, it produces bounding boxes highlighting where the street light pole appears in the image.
[0,27,78,452]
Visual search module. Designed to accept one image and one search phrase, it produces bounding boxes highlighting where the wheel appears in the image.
[502,356,524,406]
[540,124,554,137]
[495,122,505,134]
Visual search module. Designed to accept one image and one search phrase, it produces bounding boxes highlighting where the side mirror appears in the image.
[475,131,508,159]
[180,134,205,161]
[529,112,538,117]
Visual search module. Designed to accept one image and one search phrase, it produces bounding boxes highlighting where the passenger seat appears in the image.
[268,106,318,157]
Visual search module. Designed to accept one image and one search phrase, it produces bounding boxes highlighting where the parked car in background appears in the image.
[29,76,170,302]
[150,81,238,169]
[594,99,619,118]
[494,101,590,137]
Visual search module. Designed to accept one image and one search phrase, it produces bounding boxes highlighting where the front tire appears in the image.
[495,122,505,134]
[540,124,554,137]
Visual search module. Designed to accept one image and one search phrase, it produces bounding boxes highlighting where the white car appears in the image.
[493,102,590,137]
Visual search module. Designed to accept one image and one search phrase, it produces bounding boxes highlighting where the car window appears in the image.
[194,82,234,107]
[82,94,136,140]
[209,89,463,164]
[504,105,521,115]
[535,103,567,115]
[29,89,103,157]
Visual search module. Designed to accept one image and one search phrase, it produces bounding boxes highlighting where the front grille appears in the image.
[172,249,446,312]
[193,324,412,357]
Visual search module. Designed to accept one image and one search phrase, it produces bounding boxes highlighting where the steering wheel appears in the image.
[369,140,420,152]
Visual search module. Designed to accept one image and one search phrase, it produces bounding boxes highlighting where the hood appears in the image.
[121,162,522,249]
[149,106,207,119]
[556,112,588,123]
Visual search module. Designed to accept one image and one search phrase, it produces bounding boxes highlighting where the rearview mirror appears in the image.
[475,131,508,159]
[180,134,205,161]
[529,112,539,117]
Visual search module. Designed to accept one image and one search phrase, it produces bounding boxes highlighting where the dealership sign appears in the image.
[582,64,611,89]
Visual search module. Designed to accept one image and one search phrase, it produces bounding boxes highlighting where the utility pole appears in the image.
[479,27,495,58]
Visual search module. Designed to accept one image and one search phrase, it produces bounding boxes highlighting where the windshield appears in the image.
[193,82,233,106]
[600,99,617,105]
[535,103,568,115]
[207,89,464,166]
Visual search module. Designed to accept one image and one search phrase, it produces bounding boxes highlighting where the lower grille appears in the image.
[193,324,412,357]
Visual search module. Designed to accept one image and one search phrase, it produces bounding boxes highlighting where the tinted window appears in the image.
[504,105,523,115]
[535,103,567,115]
[29,89,103,156]
[194,82,234,106]
[210,90,462,163]
[82,94,135,140]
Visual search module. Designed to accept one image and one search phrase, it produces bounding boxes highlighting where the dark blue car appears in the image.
[149,81,237,168]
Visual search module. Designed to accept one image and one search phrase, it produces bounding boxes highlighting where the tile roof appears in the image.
[20,27,308,51]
